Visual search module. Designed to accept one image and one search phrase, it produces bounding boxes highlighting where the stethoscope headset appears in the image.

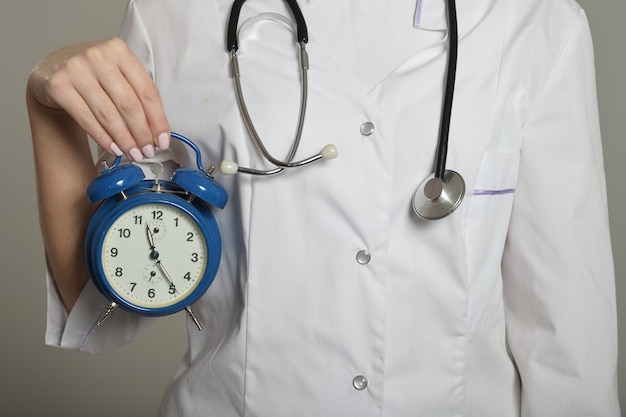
[220,0,465,220]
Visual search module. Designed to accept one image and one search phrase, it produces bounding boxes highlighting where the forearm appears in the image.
[26,34,171,313]
[27,88,97,312]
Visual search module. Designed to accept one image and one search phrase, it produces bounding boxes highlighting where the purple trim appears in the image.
[473,188,516,196]
[77,318,100,350]
[415,0,424,27]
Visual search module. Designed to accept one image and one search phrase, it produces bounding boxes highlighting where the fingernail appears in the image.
[157,132,170,150]
[142,144,155,158]
[129,147,143,162]
[110,142,123,157]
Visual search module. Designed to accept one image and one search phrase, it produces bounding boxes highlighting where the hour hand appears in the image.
[146,223,156,249]
[145,223,161,262]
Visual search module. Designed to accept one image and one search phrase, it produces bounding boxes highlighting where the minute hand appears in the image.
[153,252,203,331]
[155,258,175,289]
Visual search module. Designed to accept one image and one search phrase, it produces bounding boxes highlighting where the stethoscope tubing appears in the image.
[434,0,458,180]
[223,0,464,220]
[227,0,308,52]
[229,43,314,169]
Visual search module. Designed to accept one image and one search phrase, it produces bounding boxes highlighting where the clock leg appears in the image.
[185,306,202,331]
[96,302,118,326]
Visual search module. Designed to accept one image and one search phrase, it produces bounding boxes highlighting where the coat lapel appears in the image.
[302,0,495,92]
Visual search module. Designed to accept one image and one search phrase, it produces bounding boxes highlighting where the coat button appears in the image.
[353,375,368,390]
[360,122,375,136]
[356,250,371,265]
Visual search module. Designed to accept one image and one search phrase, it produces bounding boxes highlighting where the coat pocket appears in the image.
[464,150,520,330]
[472,151,520,197]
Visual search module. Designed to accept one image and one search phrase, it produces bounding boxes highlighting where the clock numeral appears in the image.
[134,215,143,225]
[183,272,192,281]
[118,228,131,238]
[130,282,137,292]
[191,253,199,263]
[115,267,123,277]
[110,248,118,257]
[187,232,194,242]
[174,218,179,227]
[148,288,156,299]
[169,284,176,294]
[152,210,164,220]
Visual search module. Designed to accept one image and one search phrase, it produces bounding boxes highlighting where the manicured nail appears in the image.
[142,144,155,158]
[157,132,170,150]
[110,142,123,157]
[129,147,143,162]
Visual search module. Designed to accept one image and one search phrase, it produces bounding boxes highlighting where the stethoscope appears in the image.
[220,0,465,220]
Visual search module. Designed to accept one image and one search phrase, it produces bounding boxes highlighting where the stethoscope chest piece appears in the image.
[412,170,465,220]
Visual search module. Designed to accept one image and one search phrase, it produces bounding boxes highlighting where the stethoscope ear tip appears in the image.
[320,144,338,160]
[220,160,239,175]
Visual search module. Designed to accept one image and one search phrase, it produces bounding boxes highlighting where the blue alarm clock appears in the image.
[84,132,227,330]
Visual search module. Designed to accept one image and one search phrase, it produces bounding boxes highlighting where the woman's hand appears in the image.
[27,37,170,161]
[26,38,172,311]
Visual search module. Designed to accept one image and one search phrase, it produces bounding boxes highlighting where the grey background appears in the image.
[0,1,623,416]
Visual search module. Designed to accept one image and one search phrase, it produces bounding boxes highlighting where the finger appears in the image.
[46,70,125,158]
[78,42,158,159]
[71,64,145,160]
[101,39,170,150]
[46,48,143,160]
[120,58,171,150]
[39,38,170,160]
[95,68,157,158]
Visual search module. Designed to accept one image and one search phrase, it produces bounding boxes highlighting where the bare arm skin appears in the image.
[27,38,170,311]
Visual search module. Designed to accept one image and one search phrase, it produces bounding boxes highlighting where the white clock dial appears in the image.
[101,203,208,308]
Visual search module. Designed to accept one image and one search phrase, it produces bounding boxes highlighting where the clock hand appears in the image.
[145,224,177,291]
[146,222,202,330]
[146,223,154,246]
[153,254,203,331]
[146,222,158,251]
[146,223,166,264]
[154,258,175,288]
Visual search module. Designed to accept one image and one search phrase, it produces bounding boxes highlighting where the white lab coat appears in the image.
[45,0,619,415]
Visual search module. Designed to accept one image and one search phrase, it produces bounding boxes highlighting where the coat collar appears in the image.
[219,0,497,92]
[414,0,496,33]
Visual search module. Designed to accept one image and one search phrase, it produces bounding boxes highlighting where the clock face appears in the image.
[100,202,208,309]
